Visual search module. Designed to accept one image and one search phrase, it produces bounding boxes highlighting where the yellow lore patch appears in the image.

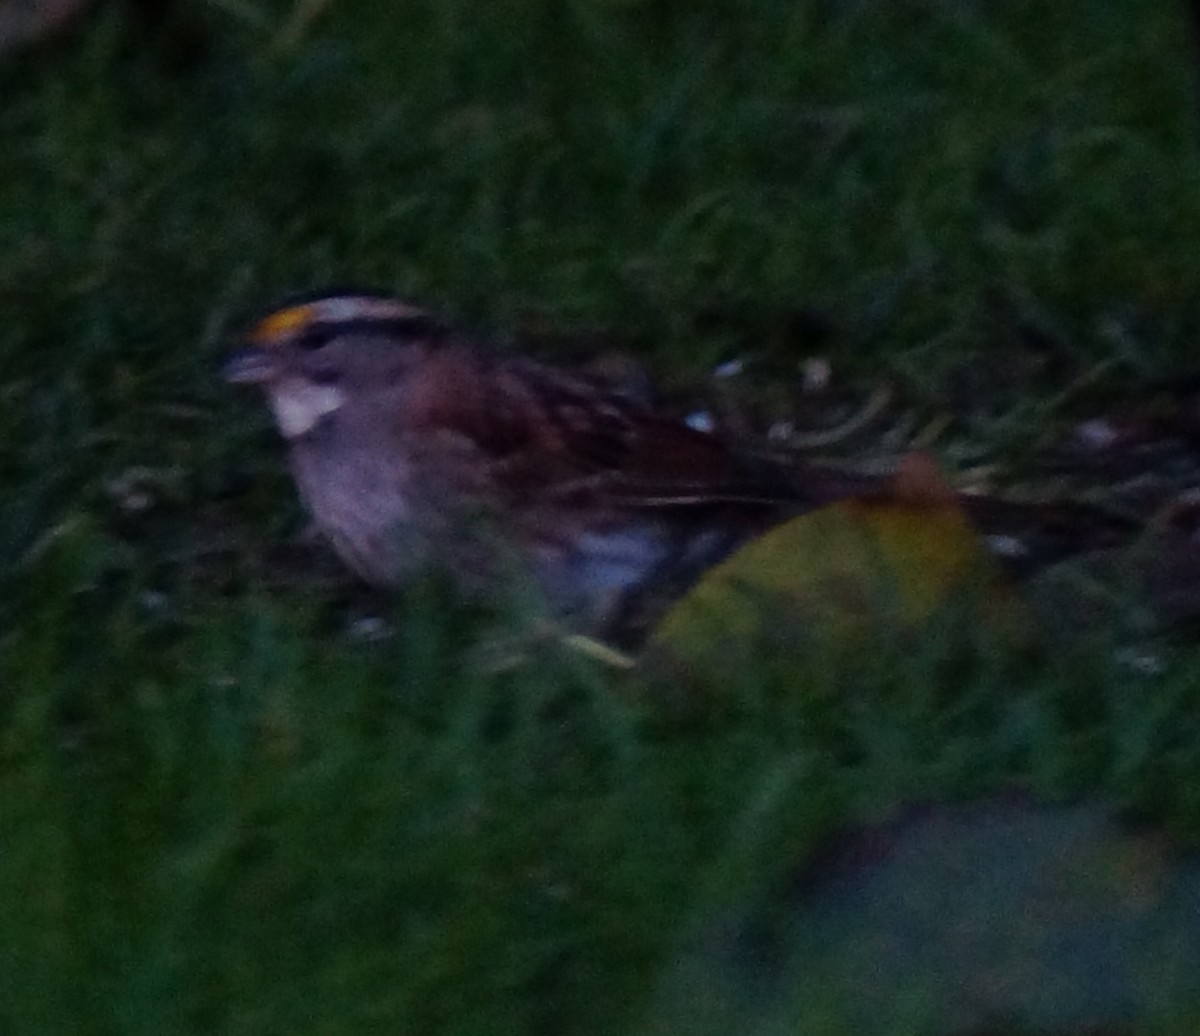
[248,304,316,345]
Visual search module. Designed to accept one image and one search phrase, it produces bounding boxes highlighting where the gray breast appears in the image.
[286,419,428,585]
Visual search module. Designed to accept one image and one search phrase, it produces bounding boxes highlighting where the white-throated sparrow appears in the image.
[224,291,877,631]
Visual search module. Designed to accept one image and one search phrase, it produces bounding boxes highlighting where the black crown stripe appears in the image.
[296,314,450,350]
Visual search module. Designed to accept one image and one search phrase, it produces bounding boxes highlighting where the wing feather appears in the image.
[394,341,862,510]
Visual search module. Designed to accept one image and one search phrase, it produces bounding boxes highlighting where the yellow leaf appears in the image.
[645,454,1025,684]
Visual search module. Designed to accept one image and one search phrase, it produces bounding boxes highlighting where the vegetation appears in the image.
[4,1,1200,1032]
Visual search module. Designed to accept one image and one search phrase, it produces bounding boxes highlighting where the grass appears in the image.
[5,0,1200,1032]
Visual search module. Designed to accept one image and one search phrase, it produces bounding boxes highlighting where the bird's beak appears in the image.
[222,347,279,384]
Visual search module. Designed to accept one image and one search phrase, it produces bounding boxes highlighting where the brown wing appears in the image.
[396,340,864,510]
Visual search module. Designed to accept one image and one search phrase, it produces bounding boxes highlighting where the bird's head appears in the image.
[223,291,446,438]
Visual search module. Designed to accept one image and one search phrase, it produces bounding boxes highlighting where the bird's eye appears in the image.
[296,325,337,351]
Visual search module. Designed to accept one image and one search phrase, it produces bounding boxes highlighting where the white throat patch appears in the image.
[269,378,346,438]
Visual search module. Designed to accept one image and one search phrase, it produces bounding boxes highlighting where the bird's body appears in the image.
[226,292,873,630]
